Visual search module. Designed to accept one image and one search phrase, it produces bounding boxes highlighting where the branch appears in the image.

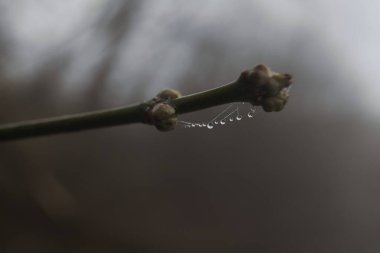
[0,64,293,141]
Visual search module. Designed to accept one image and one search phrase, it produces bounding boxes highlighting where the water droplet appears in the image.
[191,124,196,127]
[202,123,207,127]
[248,108,256,118]
[207,123,214,129]
[214,121,219,124]
[229,117,234,122]
[220,120,226,125]
[236,115,242,120]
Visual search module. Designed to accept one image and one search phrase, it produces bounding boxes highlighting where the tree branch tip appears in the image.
[0,64,293,140]
[237,64,293,112]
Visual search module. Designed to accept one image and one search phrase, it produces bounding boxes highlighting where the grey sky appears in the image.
[2,0,379,115]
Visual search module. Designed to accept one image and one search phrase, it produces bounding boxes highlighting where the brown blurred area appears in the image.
[1,1,380,252]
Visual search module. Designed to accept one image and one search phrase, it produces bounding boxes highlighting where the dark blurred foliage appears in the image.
[0,1,380,252]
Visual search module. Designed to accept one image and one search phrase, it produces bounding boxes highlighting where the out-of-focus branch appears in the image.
[0,64,293,141]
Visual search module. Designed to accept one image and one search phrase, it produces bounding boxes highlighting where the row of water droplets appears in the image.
[178,103,256,130]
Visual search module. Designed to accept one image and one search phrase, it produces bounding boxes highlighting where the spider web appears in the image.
[178,103,256,129]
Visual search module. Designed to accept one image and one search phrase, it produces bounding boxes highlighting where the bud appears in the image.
[156,89,181,100]
[262,97,286,112]
[150,103,177,131]
[238,64,292,112]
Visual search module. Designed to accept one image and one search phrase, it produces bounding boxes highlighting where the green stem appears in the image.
[172,81,241,114]
[0,104,145,141]
[0,81,241,141]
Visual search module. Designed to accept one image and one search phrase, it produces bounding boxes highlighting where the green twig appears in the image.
[0,64,293,141]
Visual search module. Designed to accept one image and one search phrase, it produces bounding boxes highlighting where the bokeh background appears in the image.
[1,0,380,252]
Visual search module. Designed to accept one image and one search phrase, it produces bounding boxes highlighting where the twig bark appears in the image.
[0,64,293,141]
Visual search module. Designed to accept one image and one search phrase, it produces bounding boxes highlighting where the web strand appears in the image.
[178,103,256,129]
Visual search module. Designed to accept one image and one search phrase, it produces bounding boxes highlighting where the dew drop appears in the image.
[220,120,226,125]
[191,124,196,127]
[207,123,214,129]
[229,117,234,122]
[202,123,207,127]
[248,108,256,118]
[236,115,243,121]
[214,121,219,124]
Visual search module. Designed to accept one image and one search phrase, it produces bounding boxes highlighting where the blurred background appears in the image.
[0,0,380,252]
